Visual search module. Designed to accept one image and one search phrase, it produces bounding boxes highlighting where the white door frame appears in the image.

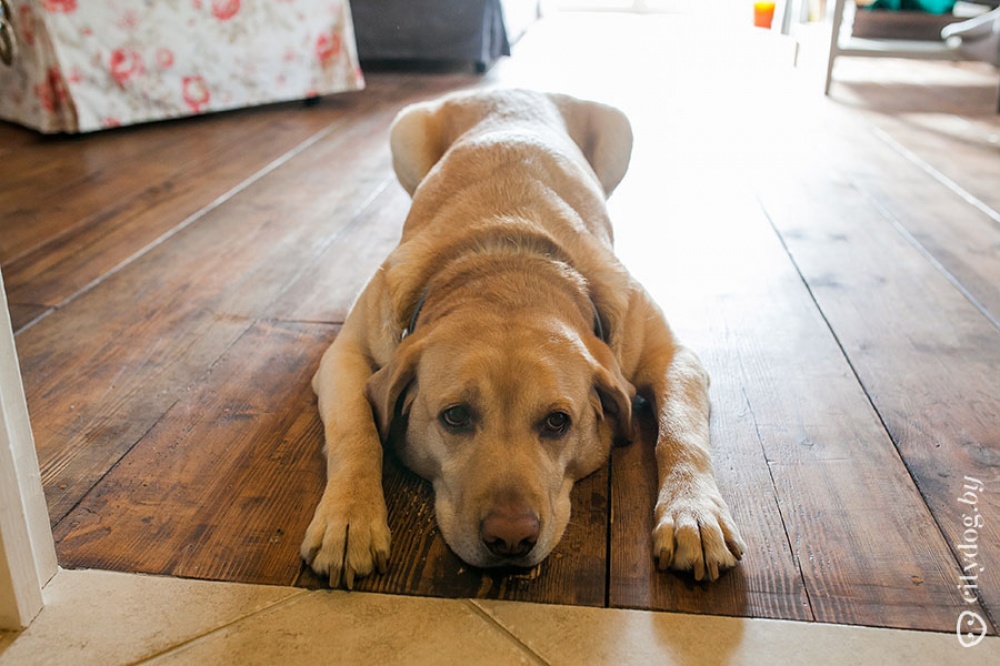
[0,268,57,630]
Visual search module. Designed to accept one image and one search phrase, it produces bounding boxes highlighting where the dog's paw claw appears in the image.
[652,491,744,582]
[300,491,391,589]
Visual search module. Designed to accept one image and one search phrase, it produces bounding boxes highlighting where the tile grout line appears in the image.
[125,585,312,666]
[466,600,551,666]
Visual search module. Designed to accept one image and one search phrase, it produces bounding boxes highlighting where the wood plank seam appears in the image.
[12,122,348,337]
[262,178,393,327]
[47,333,230,533]
[10,306,53,336]
[738,382,818,623]
[872,127,1000,228]
[603,452,612,608]
[844,175,1000,334]
[759,189,999,634]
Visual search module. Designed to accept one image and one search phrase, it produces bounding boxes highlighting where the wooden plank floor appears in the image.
[3,13,999,633]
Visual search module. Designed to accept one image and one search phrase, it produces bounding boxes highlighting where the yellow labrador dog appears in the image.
[301,89,745,588]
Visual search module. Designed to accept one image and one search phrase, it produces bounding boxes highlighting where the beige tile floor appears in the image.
[1,569,997,665]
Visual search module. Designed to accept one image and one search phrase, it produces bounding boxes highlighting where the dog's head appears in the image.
[367,309,634,568]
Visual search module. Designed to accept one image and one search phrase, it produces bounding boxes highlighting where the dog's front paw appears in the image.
[652,487,745,581]
[300,486,391,589]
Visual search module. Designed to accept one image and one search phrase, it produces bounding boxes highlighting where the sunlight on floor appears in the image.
[497,8,813,307]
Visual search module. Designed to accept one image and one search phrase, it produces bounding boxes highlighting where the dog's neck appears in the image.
[399,227,607,344]
[401,287,605,343]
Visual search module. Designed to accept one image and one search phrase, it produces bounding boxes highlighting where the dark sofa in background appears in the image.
[351,0,541,72]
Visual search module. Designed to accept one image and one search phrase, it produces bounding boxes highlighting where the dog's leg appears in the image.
[627,297,745,581]
[300,319,391,589]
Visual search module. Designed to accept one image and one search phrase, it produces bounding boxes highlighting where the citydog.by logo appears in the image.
[956,475,988,649]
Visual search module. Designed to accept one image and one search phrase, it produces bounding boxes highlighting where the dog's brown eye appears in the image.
[440,405,473,431]
[542,411,571,437]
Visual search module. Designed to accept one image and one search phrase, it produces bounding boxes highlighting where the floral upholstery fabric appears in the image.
[0,0,364,133]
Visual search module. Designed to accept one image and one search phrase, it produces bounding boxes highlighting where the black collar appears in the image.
[591,300,606,342]
[400,290,429,341]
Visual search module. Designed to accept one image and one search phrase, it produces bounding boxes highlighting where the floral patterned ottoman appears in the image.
[0,0,364,133]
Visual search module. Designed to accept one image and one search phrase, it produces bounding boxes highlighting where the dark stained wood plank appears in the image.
[758,163,1000,633]
[1,118,228,263]
[610,398,809,622]
[605,91,978,628]
[267,182,410,324]
[0,96,395,264]
[3,111,341,309]
[20,78,475,527]
[1,84,418,314]
[54,320,331,585]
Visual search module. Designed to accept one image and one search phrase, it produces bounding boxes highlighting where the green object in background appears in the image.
[867,0,957,13]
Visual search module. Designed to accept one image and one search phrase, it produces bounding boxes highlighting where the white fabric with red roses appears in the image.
[0,0,364,133]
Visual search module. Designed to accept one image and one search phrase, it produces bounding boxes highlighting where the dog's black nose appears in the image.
[481,506,539,559]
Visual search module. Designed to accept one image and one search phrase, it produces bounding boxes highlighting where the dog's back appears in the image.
[389,89,632,247]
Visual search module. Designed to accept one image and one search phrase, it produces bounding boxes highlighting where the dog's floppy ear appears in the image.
[390,102,447,197]
[588,341,636,445]
[366,340,422,441]
[550,93,633,198]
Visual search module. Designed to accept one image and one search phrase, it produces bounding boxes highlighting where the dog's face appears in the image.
[367,312,633,568]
